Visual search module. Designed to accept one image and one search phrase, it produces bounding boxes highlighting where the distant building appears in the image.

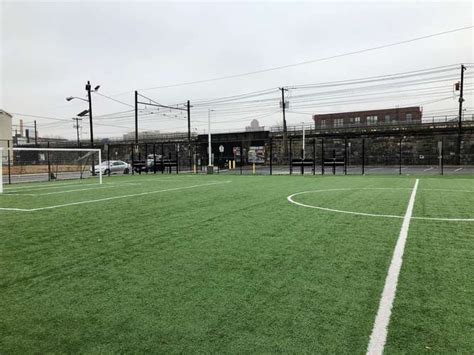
[245,119,264,132]
[122,130,193,142]
[0,110,13,160]
[313,106,422,129]
[123,130,161,141]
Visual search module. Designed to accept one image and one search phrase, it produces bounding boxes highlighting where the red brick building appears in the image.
[313,106,422,129]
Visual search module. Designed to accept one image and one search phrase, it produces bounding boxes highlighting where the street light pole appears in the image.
[67,82,100,175]
[86,81,94,148]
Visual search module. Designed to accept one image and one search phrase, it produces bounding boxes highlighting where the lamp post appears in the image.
[66,81,100,174]
[66,82,100,147]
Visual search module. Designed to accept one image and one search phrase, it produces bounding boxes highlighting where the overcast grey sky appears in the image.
[1,0,473,139]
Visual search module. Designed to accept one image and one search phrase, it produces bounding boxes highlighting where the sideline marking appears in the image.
[4,185,117,196]
[287,188,474,222]
[3,181,99,192]
[0,181,231,212]
[367,179,419,355]
[3,182,142,196]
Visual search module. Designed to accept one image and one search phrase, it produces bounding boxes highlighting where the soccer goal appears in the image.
[1,147,102,191]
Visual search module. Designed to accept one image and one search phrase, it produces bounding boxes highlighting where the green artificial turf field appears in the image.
[1,174,473,353]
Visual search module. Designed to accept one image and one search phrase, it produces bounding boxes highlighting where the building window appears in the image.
[354,117,360,125]
[367,115,378,125]
[334,118,343,127]
[385,114,391,123]
[321,120,326,128]
[406,113,413,122]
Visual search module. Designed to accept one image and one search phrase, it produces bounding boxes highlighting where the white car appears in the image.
[92,160,130,175]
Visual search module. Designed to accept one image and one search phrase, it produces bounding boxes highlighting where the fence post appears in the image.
[289,137,293,175]
[362,138,365,175]
[131,143,135,175]
[240,141,243,175]
[47,141,51,182]
[321,138,325,175]
[153,143,156,174]
[107,146,110,177]
[313,139,316,175]
[161,143,164,174]
[301,140,304,175]
[269,138,273,176]
[176,144,179,174]
[7,140,11,184]
[344,137,348,175]
[399,137,402,175]
[440,136,444,175]
[145,143,148,174]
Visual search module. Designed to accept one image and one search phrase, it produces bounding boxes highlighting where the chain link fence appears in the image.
[2,132,474,184]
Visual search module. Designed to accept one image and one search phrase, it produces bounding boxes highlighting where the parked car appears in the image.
[91,160,130,175]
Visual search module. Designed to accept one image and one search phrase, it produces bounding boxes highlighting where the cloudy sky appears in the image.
[1,0,473,140]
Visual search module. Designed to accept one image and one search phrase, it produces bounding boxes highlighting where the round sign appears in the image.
[219,145,224,153]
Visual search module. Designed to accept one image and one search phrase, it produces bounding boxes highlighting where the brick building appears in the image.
[313,106,422,129]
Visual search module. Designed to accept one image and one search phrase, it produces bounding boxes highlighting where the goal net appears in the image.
[1,147,102,191]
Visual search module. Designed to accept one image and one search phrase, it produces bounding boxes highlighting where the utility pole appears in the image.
[457,64,466,165]
[34,120,38,146]
[280,87,288,158]
[72,117,82,147]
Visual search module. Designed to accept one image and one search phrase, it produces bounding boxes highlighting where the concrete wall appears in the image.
[0,110,13,161]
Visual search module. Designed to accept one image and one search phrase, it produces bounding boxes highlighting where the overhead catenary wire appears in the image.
[133,26,473,92]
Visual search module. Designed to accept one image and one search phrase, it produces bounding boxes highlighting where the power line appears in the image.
[94,92,134,108]
[134,26,473,92]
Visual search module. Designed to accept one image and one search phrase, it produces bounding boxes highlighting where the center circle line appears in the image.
[287,188,474,222]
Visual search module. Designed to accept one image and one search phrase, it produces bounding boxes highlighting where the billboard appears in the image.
[248,146,265,164]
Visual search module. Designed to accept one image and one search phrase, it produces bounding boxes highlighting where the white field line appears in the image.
[5,185,118,196]
[3,182,144,196]
[422,188,474,193]
[287,188,410,219]
[423,167,434,172]
[3,181,99,192]
[454,167,463,172]
[367,179,419,355]
[287,187,474,222]
[0,181,231,212]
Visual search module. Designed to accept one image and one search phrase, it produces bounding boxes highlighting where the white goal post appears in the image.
[1,147,102,193]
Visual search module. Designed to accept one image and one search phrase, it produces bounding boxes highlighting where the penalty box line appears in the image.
[0,181,231,212]
[367,178,419,355]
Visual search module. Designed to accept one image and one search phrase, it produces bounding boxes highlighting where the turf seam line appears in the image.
[366,178,419,355]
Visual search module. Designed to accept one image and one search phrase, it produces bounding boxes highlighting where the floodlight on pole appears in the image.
[67,80,100,175]
[77,109,89,117]
[66,96,88,102]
